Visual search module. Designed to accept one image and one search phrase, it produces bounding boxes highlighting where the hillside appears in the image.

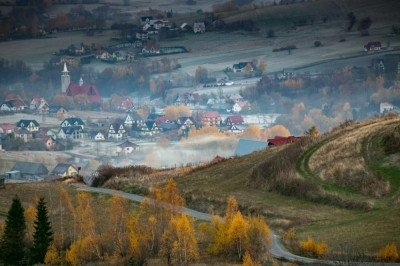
[171,114,400,257]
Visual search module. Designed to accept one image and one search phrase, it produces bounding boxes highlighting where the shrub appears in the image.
[382,125,400,154]
[300,237,328,258]
[377,243,399,262]
[314,41,322,47]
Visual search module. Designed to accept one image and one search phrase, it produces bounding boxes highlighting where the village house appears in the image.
[30,97,49,114]
[364,41,382,52]
[10,161,49,180]
[0,123,17,135]
[136,30,149,41]
[193,22,205,33]
[89,130,106,141]
[61,117,85,129]
[380,102,396,113]
[175,93,202,106]
[228,124,248,133]
[118,97,135,112]
[138,121,160,136]
[371,59,385,75]
[229,93,243,103]
[117,140,139,155]
[51,163,78,177]
[49,106,68,118]
[142,41,160,54]
[140,16,153,25]
[176,117,196,130]
[226,115,244,126]
[68,43,86,55]
[95,49,111,60]
[201,111,221,126]
[124,113,144,128]
[108,123,127,140]
[1,97,27,111]
[16,120,40,132]
[36,136,56,150]
[232,62,253,73]
[15,128,33,142]
[232,100,251,113]
[58,126,85,139]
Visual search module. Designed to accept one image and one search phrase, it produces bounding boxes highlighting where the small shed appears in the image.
[10,161,49,180]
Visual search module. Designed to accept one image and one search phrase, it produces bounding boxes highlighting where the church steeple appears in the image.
[61,62,70,93]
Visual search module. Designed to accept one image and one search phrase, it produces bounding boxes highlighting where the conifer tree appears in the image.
[0,195,26,265]
[30,197,53,264]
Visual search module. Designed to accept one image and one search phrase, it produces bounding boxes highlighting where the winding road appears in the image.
[73,184,400,265]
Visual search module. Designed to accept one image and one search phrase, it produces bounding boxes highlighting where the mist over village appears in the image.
[0,0,400,265]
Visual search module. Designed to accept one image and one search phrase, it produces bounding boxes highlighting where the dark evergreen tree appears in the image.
[30,197,53,264]
[0,195,26,265]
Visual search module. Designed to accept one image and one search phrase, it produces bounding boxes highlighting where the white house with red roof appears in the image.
[364,41,381,52]
[232,100,251,113]
[226,115,244,126]
[142,41,160,54]
[380,102,395,114]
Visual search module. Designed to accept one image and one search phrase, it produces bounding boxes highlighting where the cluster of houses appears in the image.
[3,161,79,183]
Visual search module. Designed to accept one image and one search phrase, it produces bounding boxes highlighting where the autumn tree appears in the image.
[299,237,328,258]
[304,125,319,137]
[108,195,130,258]
[258,61,266,72]
[225,196,239,222]
[30,198,53,264]
[240,125,262,140]
[246,215,271,260]
[242,251,261,266]
[0,195,26,265]
[160,214,199,265]
[195,66,208,83]
[227,211,248,260]
[377,243,399,262]
[25,204,36,243]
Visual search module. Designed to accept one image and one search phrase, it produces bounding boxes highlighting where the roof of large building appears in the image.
[11,161,49,175]
[65,83,101,102]
[234,139,269,156]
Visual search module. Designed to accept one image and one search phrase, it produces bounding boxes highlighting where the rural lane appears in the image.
[73,184,400,265]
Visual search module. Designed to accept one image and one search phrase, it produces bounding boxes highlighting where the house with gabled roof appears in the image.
[61,117,85,129]
[89,130,106,141]
[49,106,68,118]
[142,41,160,54]
[124,113,144,128]
[1,98,27,111]
[10,161,49,179]
[364,41,381,52]
[194,22,205,33]
[228,124,248,133]
[58,126,85,139]
[118,96,135,112]
[232,100,251,113]
[138,121,160,136]
[226,115,244,126]
[233,62,253,73]
[51,163,78,177]
[235,139,268,156]
[0,123,17,135]
[176,117,196,130]
[108,123,127,140]
[15,128,33,142]
[16,120,40,132]
[201,111,221,126]
[117,140,139,155]
[65,78,101,103]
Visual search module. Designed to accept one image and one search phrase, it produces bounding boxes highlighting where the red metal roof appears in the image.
[203,111,220,118]
[227,115,244,124]
[267,136,301,146]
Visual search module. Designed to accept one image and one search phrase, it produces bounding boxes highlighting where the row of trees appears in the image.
[0,181,272,265]
[0,196,53,265]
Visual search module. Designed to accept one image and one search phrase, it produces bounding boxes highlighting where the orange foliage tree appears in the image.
[299,237,328,258]
[377,243,399,262]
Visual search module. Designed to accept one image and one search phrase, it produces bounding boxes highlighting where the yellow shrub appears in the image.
[377,243,399,262]
[299,237,328,258]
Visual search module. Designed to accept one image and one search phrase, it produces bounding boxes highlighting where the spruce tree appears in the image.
[0,195,26,265]
[30,197,53,264]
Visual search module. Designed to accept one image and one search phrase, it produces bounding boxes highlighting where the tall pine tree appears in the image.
[0,195,26,265]
[30,197,53,264]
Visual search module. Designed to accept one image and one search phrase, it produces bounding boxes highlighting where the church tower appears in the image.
[61,62,70,93]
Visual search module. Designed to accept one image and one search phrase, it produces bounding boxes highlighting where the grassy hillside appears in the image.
[173,114,400,256]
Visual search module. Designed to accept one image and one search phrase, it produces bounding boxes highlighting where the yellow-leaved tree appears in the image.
[108,195,130,258]
[227,211,249,260]
[160,214,199,265]
[377,243,399,262]
[242,251,261,266]
[25,205,36,243]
